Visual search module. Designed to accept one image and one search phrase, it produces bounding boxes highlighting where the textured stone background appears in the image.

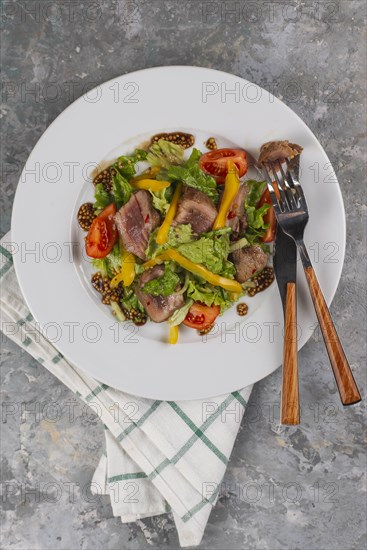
[1,1,366,549]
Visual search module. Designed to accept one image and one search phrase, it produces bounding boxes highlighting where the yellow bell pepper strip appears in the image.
[131,166,160,182]
[143,249,242,294]
[131,179,171,191]
[169,325,179,345]
[143,256,165,270]
[155,182,183,245]
[110,244,135,288]
[212,160,240,230]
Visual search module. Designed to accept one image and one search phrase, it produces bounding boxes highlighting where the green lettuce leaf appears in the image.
[246,204,270,229]
[91,257,108,277]
[142,265,181,296]
[157,148,218,202]
[146,224,195,259]
[111,171,132,208]
[220,259,236,279]
[150,187,172,215]
[166,224,194,247]
[106,244,121,273]
[185,148,202,168]
[186,279,232,313]
[94,183,112,210]
[120,285,145,313]
[167,299,193,326]
[147,139,184,168]
[92,244,121,278]
[115,149,147,180]
[244,180,271,243]
[177,227,234,276]
[134,263,145,275]
[245,204,271,243]
[246,180,267,206]
[94,152,145,209]
[165,165,218,201]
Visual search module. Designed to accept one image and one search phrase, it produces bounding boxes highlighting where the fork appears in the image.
[261,156,361,406]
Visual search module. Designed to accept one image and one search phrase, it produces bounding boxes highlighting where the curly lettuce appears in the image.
[91,244,121,278]
[114,149,147,179]
[244,180,271,243]
[146,224,195,259]
[94,149,146,209]
[150,187,173,215]
[167,299,193,327]
[94,183,112,210]
[186,279,232,313]
[147,139,184,168]
[142,265,181,297]
[177,227,235,277]
[111,171,132,208]
[158,148,218,202]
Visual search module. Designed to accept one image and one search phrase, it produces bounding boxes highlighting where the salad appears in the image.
[77,134,275,344]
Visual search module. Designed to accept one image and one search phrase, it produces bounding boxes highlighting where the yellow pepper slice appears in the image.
[131,166,160,181]
[212,160,240,230]
[169,325,179,345]
[110,244,135,288]
[143,256,165,270]
[156,182,182,245]
[131,179,170,191]
[143,249,242,294]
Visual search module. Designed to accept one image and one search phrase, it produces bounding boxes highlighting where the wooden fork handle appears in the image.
[281,282,300,425]
[304,266,361,405]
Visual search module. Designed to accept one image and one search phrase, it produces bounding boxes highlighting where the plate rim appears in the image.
[11,65,346,400]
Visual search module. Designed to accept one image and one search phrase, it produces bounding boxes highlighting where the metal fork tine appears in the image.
[288,171,304,203]
[285,158,305,203]
[286,157,300,183]
[262,165,282,215]
[262,163,285,210]
[278,161,298,209]
[270,163,289,211]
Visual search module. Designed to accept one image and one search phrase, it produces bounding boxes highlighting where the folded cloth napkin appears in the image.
[0,232,252,547]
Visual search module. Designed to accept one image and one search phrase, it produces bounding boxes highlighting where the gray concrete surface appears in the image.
[1,1,366,549]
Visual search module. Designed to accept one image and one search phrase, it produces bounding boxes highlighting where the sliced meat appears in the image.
[173,186,217,234]
[258,140,303,166]
[226,183,248,235]
[232,245,268,283]
[134,190,161,238]
[114,190,160,260]
[135,265,184,323]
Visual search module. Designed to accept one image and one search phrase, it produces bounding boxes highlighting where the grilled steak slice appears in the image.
[173,186,217,234]
[232,245,268,283]
[114,190,160,260]
[135,265,184,323]
[258,140,303,166]
[226,183,248,235]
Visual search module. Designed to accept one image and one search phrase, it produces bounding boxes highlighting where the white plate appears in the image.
[11,66,346,400]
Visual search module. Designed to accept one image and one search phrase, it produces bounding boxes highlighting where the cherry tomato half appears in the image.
[258,189,276,243]
[85,203,118,258]
[183,303,220,330]
[199,148,248,184]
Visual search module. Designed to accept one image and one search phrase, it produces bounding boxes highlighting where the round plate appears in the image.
[11,66,346,400]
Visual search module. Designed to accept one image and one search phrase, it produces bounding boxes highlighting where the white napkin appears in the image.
[0,232,252,547]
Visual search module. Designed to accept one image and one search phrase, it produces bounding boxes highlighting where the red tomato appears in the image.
[85,203,118,258]
[183,303,220,330]
[258,189,276,243]
[199,148,248,183]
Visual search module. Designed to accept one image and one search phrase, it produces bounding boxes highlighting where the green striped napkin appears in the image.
[0,233,252,547]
